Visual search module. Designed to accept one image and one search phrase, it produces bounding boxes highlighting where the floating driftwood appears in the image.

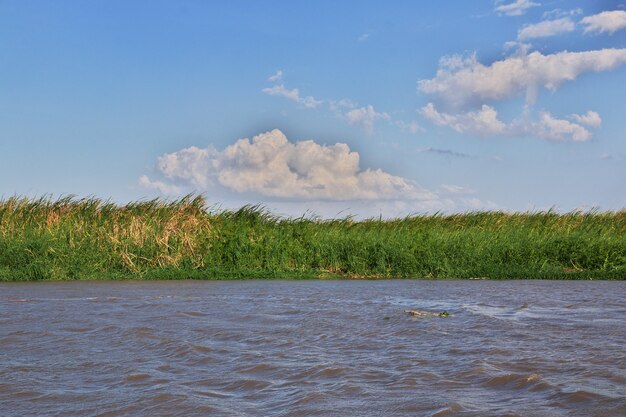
[404,309,449,318]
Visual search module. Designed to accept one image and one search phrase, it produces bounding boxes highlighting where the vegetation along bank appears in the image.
[0,196,624,281]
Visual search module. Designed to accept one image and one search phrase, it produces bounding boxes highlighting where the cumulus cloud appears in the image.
[570,110,602,128]
[139,131,502,216]
[145,129,434,201]
[517,18,575,40]
[420,103,596,142]
[420,103,507,136]
[581,10,626,34]
[138,175,182,195]
[268,70,283,82]
[495,0,540,16]
[418,48,626,108]
[262,84,322,108]
[156,145,215,189]
[345,105,390,134]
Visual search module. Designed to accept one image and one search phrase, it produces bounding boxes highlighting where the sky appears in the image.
[1,0,626,218]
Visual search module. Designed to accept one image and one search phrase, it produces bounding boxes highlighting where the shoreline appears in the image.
[1,196,625,281]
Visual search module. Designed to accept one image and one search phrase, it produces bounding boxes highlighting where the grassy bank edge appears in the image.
[1,195,625,281]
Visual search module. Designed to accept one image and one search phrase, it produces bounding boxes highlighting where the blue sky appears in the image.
[2,0,626,217]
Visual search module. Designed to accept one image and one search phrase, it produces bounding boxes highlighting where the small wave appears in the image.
[124,373,151,383]
[431,402,467,417]
[0,336,21,344]
[285,365,350,382]
[3,389,44,399]
[62,327,93,333]
[97,325,120,333]
[191,344,213,353]
[179,311,208,317]
[315,366,350,379]
[121,326,156,339]
[222,379,272,391]
[190,389,233,399]
[552,389,608,404]
[237,364,276,374]
[292,391,326,406]
[482,373,550,391]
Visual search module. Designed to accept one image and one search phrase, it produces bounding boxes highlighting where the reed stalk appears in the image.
[1,196,624,280]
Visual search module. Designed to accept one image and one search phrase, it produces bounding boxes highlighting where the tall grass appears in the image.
[0,195,624,280]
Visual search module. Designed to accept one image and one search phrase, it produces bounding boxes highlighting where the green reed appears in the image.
[0,195,624,280]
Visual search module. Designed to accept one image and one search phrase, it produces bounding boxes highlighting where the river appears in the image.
[1,280,624,416]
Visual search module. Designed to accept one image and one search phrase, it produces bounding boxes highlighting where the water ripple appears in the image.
[1,280,625,416]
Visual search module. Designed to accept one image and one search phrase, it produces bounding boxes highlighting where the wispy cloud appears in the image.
[494,0,540,17]
[570,111,602,128]
[441,184,475,194]
[420,103,506,136]
[517,18,575,40]
[329,98,358,112]
[138,175,182,195]
[581,10,626,34]
[600,152,626,161]
[268,69,283,82]
[420,104,598,142]
[416,147,472,159]
[358,33,370,42]
[542,8,582,19]
[262,84,323,108]
[395,120,423,134]
[530,111,593,142]
[345,105,390,134]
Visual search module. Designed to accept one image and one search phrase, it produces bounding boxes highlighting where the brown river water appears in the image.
[1,280,625,417]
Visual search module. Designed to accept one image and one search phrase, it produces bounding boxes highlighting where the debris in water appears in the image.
[404,309,450,318]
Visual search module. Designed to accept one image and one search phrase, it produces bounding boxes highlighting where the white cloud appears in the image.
[531,112,592,142]
[140,130,502,216]
[570,110,602,128]
[345,105,390,134]
[518,18,575,40]
[268,70,283,82]
[495,0,540,16]
[542,8,582,19]
[358,33,370,42]
[146,129,435,201]
[418,48,626,108]
[329,98,358,112]
[420,103,507,136]
[157,145,215,188]
[441,184,475,194]
[581,10,626,34]
[420,104,595,142]
[138,175,182,195]
[262,84,322,108]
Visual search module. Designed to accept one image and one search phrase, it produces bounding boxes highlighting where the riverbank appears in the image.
[0,196,624,280]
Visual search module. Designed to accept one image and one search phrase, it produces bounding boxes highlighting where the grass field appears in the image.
[0,195,624,281]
